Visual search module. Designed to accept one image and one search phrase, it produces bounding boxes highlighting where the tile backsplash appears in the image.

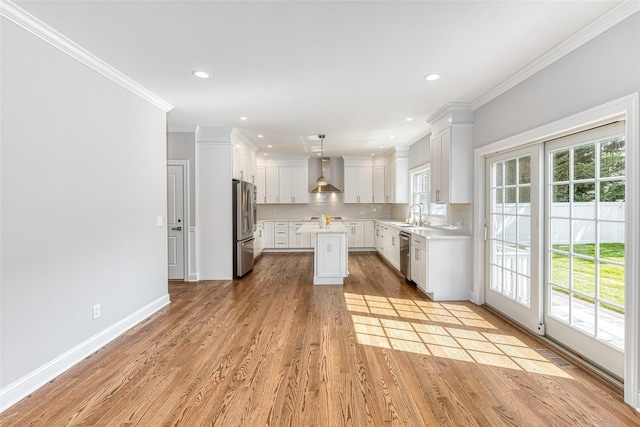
[257,193,394,219]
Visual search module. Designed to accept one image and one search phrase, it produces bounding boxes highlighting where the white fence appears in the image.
[494,202,625,245]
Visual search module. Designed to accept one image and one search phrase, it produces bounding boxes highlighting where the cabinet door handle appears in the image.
[171,226,182,231]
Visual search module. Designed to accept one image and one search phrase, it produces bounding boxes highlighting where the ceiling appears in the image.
[14,1,622,157]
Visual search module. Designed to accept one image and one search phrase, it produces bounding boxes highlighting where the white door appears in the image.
[167,164,185,280]
[485,145,542,333]
[544,122,625,378]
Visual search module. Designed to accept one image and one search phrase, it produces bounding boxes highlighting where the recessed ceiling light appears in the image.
[405,117,414,122]
[239,116,248,121]
[389,135,395,139]
[263,152,268,155]
[424,73,440,81]
[192,70,210,79]
[379,145,384,149]
[257,134,264,138]
[267,145,272,148]
[371,153,375,156]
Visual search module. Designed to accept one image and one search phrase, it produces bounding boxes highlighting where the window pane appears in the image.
[571,294,595,336]
[552,150,570,182]
[491,188,503,213]
[574,182,595,203]
[572,220,595,249]
[517,275,530,307]
[600,179,625,202]
[493,162,503,187]
[550,218,570,246]
[517,245,531,276]
[574,143,595,180]
[518,156,531,184]
[550,286,570,323]
[551,252,570,288]
[573,257,595,297]
[491,214,503,239]
[600,137,625,178]
[503,215,517,243]
[598,262,624,307]
[598,222,624,262]
[552,184,570,203]
[517,216,531,246]
[505,159,517,185]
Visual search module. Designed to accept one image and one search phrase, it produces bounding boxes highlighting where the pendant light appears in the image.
[316,134,328,187]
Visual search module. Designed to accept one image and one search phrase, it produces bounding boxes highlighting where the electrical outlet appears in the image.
[93,304,101,320]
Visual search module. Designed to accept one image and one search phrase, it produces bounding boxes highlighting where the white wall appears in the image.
[474,12,640,148]
[409,134,430,170]
[0,17,169,407]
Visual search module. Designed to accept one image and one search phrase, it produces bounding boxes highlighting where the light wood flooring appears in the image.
[2,252,639,426]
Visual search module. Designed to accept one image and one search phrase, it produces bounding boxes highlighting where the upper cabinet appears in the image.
[256,157,309,204]
[343,157,373,204]
[384,148,409,204]
[427,103,473,204]
[372,164,385,203]
[232,132,258,183]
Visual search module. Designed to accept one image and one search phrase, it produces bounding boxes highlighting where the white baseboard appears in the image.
[0,294,170,413]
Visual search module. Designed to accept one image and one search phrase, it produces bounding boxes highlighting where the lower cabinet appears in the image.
[410,235,427,291]
[274,221,289,248]
[263,221,274,248]
[411,235,471,301]
[254,222,264,258]
[288,221,312,248]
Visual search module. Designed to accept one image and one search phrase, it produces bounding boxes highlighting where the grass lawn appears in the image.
[551,243,624,311]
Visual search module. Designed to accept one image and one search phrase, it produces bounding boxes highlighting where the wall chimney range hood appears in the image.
[311,157,342,193]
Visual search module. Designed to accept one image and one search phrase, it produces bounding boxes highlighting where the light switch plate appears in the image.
[156,216,163,227]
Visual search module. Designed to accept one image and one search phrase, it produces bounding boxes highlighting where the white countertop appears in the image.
[375,220,471,240]
[297,223,348,234]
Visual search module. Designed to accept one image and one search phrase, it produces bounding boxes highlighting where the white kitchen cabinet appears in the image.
[274,221,289,248]
[411,235,427,292]
[364,220,374,248]
[343,166,373,203]
[262,221,274,248]
[288,221,311,248]
[254,222,264,258]
[411,236,471,301]
[375,222,387,255]
[387,227,400,270]
[428,107,473,204]
[384,158,409,203]
[343,220,364,248]
[265,166,279,204]
[256,165,266,204]
[232,146,255,183]
[278,167,308,204]
[372,165,385,203]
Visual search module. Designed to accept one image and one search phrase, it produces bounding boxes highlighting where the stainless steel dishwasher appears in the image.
[399,231,411,280]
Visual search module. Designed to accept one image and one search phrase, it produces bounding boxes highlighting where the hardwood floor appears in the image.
[2,252,639,426]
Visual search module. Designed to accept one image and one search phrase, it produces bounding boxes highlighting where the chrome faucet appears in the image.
[409,204,423,226]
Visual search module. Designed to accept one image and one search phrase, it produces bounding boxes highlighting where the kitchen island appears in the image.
[297,223,348,285]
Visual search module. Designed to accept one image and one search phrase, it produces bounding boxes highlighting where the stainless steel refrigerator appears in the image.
[233,179,256,278]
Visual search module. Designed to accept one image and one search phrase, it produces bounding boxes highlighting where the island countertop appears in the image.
[297,223,348,234]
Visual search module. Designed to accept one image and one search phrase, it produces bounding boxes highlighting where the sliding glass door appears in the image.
[544,122,625,378]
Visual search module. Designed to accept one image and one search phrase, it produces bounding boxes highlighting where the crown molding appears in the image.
[472,1,640,110]
[0,0,173,112]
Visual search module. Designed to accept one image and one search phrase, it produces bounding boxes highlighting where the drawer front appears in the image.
[288,221,306,227]
[274,221,288,227]
[344,221,363,227]
[411,236,427,250]
[275,238,289,247]
[275,228,288,236]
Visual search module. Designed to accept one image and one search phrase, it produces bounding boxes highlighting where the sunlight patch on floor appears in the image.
[345,293,572,379]
[344,293,496,329]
